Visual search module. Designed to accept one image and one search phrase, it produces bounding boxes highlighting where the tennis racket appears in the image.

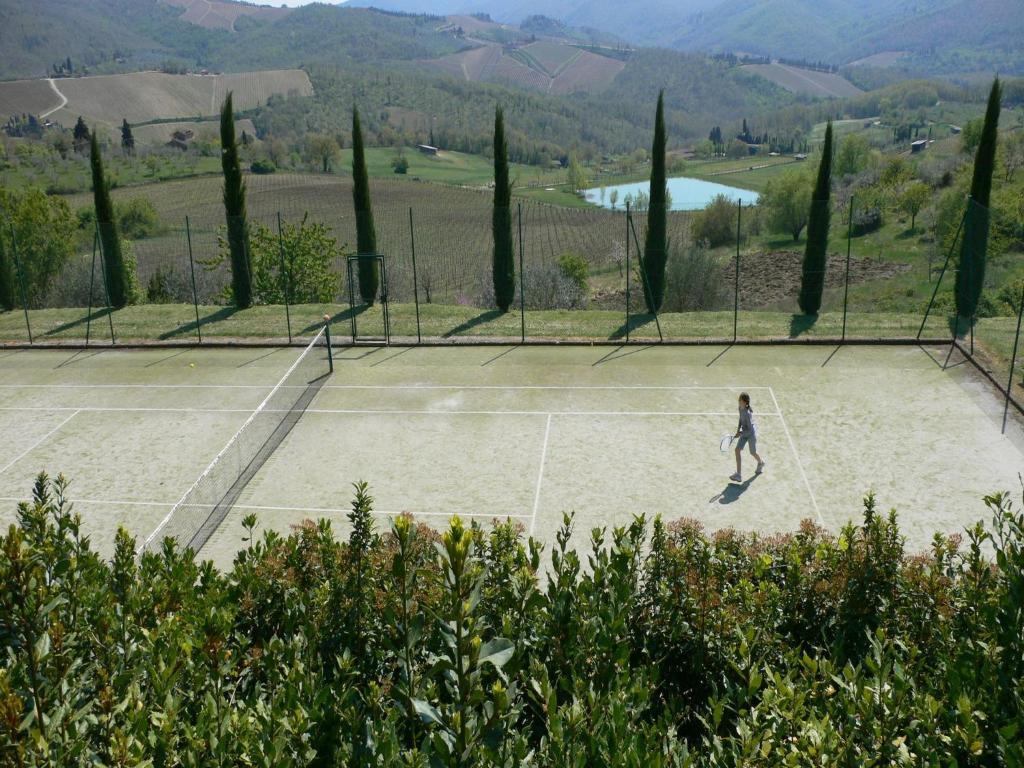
[719,434,734,452]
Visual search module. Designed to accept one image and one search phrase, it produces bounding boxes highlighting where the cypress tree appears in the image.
[120,119,134,155]
[73,117,89,153]
[955,77,1001,321]
[220,92,252,309]
[492,106,515,312]
[90,132,129,308]
[351,107,378,305]
[642,90,668,314]
[798,121,833,315]
[0,230,14,312]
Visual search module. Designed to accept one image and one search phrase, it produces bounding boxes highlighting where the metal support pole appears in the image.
[381,256,391,345]
[628,214,663,342]
[842,196,854,342]
[1002,283,1024,433]
[96,223,116,344]
[185,217,202,343]
[347,259,357,343]
[518,202,525,344]
[86,228,98,346]
[1002,282,1024,433]
[10,224,32,344]
[625,201,631,342]
[734,201,741,343]
[917,207,967,340]
[409,207,421,344]
[277,213,292,343]
[324,317,334,373]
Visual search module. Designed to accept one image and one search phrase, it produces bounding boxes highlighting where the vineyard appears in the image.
[56,173,712,318]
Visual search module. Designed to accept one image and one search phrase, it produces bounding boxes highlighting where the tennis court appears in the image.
[1,341,1022,568]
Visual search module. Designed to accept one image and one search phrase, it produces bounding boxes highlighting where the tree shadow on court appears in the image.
[43,308,116,338]
[708,472,760,505]
[610,313,658,340]
[300,305,365,335]
[788,313,818,338]
[442,309,504,338]
[159,307,239,340]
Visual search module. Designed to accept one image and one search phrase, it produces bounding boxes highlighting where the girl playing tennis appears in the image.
[731,392,765,482]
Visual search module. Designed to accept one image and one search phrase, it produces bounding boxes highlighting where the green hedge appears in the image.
[1,474,1022,765]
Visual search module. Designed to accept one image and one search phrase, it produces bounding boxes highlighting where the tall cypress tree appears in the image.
[492,106,515,312]
[120,119,134,155]
[0,230,14,312]
[351,107,378,305]
[955,78,1001,321]
[221,92,252,309]
[643,90,667,314]
[90,132,129,308]
[798,121,833,315]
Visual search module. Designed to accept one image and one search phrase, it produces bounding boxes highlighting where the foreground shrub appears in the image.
[1,474,1022,766]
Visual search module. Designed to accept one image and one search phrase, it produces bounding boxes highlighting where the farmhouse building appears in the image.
[416,144,439,156]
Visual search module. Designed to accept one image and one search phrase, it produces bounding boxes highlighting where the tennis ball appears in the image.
[189,362,195,368]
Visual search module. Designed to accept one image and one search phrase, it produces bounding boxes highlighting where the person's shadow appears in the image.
[708,471,761,505]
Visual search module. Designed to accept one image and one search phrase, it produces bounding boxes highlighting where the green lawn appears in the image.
[0,302,934,346]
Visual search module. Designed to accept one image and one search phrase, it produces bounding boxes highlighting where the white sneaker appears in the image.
[756,461,766,474]
[729,473,741,482]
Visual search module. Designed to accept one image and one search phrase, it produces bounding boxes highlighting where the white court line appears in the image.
[530,414,553,538]
[0,406,784,417]
[768,386,825,528]
[231,503,531,520]
[0,410,80,475]
[0,495,530,521]
[0,383,769,392]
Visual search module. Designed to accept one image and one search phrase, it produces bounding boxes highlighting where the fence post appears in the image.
[627,213,663,342]
[277,213,292,343]
[1002,281,1024,433]
[323,315,334,373]
[734,201,741,343]
[185,216,202,343]
[842,196,854,342]
[625,201,631,342]
[917,205,967,340]
[86,228,98,347]
[10,223,32,344]
[518,202,525,344]
[96,223,116,345]
[408,207,421,344]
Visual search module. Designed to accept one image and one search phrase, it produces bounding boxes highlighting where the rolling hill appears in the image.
[0,0,466,80]
[0,70,311,131]
[741,63,862,98]
[427,39,626,94]
[161,0,291,30]
[354,0,1024,74]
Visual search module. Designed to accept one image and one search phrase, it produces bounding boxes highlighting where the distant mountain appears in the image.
[351,0,1024,73]
[0,0,464,79]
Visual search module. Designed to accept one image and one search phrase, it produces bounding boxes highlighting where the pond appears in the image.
[583,176,760,211]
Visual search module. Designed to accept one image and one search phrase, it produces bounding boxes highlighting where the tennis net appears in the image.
[139,328,333,556]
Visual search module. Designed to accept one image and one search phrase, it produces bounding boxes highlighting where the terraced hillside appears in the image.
[0,70,312,129]
[162,0,291,31]
[741,64,862,98]
[426,41,625,94]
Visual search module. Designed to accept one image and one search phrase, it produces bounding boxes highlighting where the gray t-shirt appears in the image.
[738,407,756,437]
